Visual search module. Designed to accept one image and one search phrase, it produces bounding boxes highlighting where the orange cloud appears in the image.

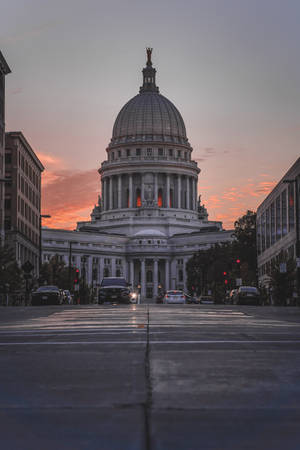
[41,169,100,229]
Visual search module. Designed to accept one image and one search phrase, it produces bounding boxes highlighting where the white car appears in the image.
[163,290,186,304]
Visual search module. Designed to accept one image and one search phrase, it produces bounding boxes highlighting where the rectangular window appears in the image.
[261,212,266,252]
[5,153,12,164]
[288,183,295,232]
[136,148,141,156]
[126,149,131,157]
[146,148,152,156]
[271,202,275,245]
[276,195,281,240]
[158,148,163,156]
[168,149,173,157]
[177,150,181,158]
[118,150,121,158]
[266,208,270,248]
[282,189,287,236]
[257,217,261,255]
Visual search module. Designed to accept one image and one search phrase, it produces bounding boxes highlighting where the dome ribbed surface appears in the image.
[111,92,187,145]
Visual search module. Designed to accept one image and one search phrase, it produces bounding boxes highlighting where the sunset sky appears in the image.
[1,0,300,230]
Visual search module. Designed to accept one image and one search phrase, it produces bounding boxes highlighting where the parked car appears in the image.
[199,295,214,305]
[185,293,199,304]
[98,277,132,304]
[234,286,261,305]
[31,285,63,306]
[163,290,186,304]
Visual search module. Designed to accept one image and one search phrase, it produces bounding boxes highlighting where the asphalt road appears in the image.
[1,304,300,450]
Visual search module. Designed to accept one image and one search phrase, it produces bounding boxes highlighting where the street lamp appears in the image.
[39,214,51,277]
[283,178,300,298]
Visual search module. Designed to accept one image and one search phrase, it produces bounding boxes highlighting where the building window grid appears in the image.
[281,189,287,236]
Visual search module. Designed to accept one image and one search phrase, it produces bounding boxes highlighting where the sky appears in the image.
[1,0,300,230]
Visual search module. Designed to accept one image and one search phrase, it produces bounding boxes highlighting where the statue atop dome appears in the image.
[146,47,153,66]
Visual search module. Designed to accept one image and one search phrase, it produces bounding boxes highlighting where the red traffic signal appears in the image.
[223,271,227,276]
[74,268,79,284]
[236,259,241,264]
[224,279,228,285]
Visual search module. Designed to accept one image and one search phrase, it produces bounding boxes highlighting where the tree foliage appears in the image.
[0,245,23,292]
[186,211,258,299]
[40,255,77,290]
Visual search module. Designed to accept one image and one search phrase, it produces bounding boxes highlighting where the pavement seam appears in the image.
[144,305,152,450]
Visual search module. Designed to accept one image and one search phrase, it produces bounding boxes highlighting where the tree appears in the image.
[39,255,77,290]
[0,245,23,292]
[270,257,296,306]
[233,210,257,284]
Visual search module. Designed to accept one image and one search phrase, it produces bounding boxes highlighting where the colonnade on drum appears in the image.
[101,172,198,211]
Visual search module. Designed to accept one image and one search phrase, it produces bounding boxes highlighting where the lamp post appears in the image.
[283,178,300,298]
[39,214,51,278]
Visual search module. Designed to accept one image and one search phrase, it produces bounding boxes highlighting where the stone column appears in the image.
[166,174,170,208]
[186,176,190,210]
[129,174,133,208]
[153,258,158,298]
[99,257,104,282]
[165,259,170,291]
[141,173,145,206]
[101,179,104,210]
[118,175,122,209]
[177,174,181,209]
[194,178,197,210]
[141,259,146,300]
[183,257,188,292]
[87,256,93,286]
[130,260,134,287]
[171,259,177,289]
[154,173,158,205]
[103,179,107,211]
[111,257,116,277]
[109,177,113,210]
[123,259,128,281]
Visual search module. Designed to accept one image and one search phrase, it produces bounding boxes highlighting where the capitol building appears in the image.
[42,49,233,299]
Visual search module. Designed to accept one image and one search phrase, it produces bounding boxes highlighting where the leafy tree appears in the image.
[39,255,77,290]
[0,245,23,292]
[232,210,257,284]
[270,258,296,306]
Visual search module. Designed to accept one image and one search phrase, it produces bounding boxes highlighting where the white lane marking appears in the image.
[1,340,300,346]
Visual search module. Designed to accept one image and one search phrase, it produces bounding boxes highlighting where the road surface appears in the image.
[1,304,300,449]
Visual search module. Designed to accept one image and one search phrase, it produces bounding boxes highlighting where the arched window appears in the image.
[146,270,153,283]
[136,188,141,207]
[158,188,163,207]
[179,270,183,282]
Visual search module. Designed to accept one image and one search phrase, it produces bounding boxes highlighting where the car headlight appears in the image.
[131,293,137,299]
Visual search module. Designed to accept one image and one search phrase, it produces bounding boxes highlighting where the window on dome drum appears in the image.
[158,188,163,207]
[168,149,173,157]
[126,189,130,208]
[136,188,141,207]
[136,148,141,156]
[177,150,181,158]
[118,150,121,158]
[146,148,152,156]
[146,270,153,283]
[158,148,163,156]
[184,152,187,160]
[126,149,131,157]
[111,152,115,160]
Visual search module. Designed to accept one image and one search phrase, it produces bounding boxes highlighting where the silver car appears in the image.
[163,290,186,304]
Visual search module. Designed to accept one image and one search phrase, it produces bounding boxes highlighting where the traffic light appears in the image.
[236,259,241,264]
[74,268,79,284]
[223,271,228,285]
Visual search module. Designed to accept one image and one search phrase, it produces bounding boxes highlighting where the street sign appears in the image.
[279,263,287,273]
[22,260,34,273]
[236,278,242,287]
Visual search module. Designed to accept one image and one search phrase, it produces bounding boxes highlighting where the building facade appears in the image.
[4,132,44,277]
[0,51,11,244]
[257,157,300,286]
[42,50,233,298]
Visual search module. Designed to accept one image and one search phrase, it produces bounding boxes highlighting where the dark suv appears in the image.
[98,277,132,304]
